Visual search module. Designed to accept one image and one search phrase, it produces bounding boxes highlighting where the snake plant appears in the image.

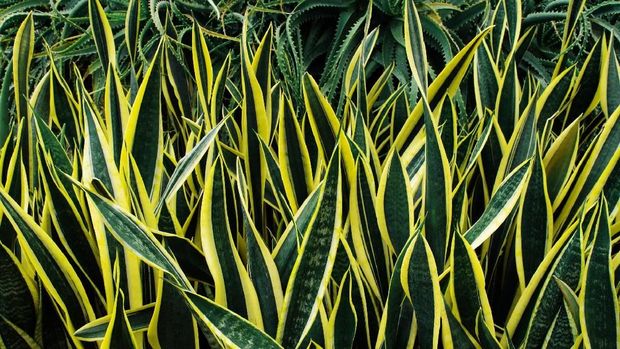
[0,0,618,348]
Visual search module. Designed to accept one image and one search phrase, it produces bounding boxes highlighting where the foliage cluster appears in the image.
[0,0,619,348]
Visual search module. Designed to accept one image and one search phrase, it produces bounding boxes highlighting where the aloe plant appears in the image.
[0,0,618,348]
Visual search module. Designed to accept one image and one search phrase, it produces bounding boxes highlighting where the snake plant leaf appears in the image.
[0,64,12,146]
[12,13,33,124]
[464,160,530,248]
[495,57,519,139]
[124,41,163,198]
[544,300,576,349]
[504,218,582,346]
[183,291,282,349]
[36,118,101,290]
[156,118,225,214]
[0,315,40,349]
[277,150,342,348]
[236,161,284,337]
[241,22,270,227]
[552,0,588,77]
[75,303,154,341]
[377,150,412,255]
[104,66,129,165]
[12,13,35,187]
[278,94,313,211]
[201,158,263,326]
[477,312,501,349]
[565,38,604,121]
[401,234,443,349]
[82,87,123,199]
[33,114,72,177]
[339,239,375,349]
[350,158,388,299]
[259,137,294,221]
[544,116,580,203]
[273,187,322,288]
[78,184,190,290]
[556,105,620,228]
[303,73,339,164]
[192,21,213,121]
[580,198,618,349]
[0,187,95,331]
[252,26,273,118]
[39,152,104,299]
[162,235,212,284]
[394,28,492,151]
[375,236,415,349]
[88,0,116,70]
[326,271,357,349]
[463,114,494,177]
[0,243,35,336]
[444,307,478,349]
[450,232,494,334]
[101,288,137,349]
[210,54,231,125]
[494,87,538,188]
[124,0,139,62]
[404,0,427,93]
[502,0,521,48]
[554,277,581,334]
[148,275,197,349]
[519,228,582,348]
[422,97,452,270]
[474,42,500,119]
[516,144,553,287]
[601,39,620,116]
[536,66,574,130]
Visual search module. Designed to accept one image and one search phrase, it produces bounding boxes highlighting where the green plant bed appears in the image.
[0,0,618,348]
